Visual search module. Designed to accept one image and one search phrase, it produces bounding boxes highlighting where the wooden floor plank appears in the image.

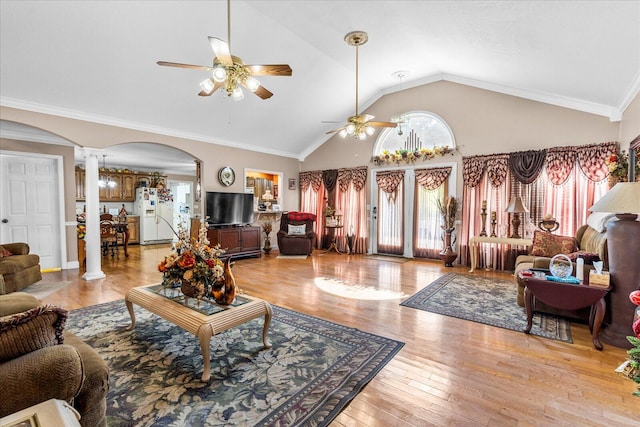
[35,246,640,426]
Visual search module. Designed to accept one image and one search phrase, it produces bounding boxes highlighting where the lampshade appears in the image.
[212,66,227,82]
[505,196,529,213]
[589,182,640,214]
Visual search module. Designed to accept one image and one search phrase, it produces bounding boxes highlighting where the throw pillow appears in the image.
[586,212,616,233]
[529,230,578,258]
[0,305,68,362]
[567,251,601,264]
[288,224,306,236]
[0,245,12,258]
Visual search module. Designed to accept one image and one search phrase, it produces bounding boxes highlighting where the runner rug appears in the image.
[67,300,404,427]
[400,273,572,343]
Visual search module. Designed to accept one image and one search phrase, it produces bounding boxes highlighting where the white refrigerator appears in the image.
[134,187,174,244]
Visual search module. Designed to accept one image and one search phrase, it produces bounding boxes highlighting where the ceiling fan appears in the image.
[326,31,396,139]
[157,0,292,100]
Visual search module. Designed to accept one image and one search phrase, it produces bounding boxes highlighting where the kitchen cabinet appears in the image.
[75,168,85,200]
[207,226,262,259]
[121,175,136,201]
[126,216,140,244]
[75,167,166,202]
[98,173,122,201]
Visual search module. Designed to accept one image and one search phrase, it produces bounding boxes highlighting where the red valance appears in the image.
[545,147,576,185]
[576,142,616,182]
[376,170,405,194]
[415,167,451,190]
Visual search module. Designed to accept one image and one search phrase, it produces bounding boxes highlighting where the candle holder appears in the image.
[479,206,488,237]
[490,218,497,237]
[538,219,559,233]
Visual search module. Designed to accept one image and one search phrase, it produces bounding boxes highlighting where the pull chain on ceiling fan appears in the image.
[157,0,292,100]
[326,31,396,140]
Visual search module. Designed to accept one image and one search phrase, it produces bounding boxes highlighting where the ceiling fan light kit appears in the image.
[327,31,396,141]
[158,0,292,101]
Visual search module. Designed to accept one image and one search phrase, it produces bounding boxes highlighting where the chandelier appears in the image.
[98,155,117,189]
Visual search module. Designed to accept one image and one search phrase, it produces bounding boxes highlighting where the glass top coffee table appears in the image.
[125,284,272,381]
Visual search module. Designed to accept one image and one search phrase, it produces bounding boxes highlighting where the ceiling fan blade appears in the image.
[368,121,398,128]
[157,61,213,71]
[198,81,223,97]
[357,114,374,122]
[208,37,233,66]
[252,85,274,100]
[245,64,293,77]
[325,127,345,135]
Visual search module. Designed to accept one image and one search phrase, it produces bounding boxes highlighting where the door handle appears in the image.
[1,219,7,223]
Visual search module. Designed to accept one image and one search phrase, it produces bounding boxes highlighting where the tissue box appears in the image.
[589,270,610,288]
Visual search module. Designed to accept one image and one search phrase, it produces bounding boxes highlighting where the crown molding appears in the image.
[615,71,640,121]
[380,73,620,121]
[0,128,74,146]
[0,97,300,159]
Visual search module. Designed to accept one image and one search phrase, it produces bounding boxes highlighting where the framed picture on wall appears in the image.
[288,178,296,190]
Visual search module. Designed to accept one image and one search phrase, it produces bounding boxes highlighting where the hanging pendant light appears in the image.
[98,155,117,189]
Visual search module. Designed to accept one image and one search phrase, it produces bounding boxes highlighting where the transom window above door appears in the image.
[373,111,456,159]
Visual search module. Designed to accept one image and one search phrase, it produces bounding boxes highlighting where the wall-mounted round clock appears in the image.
[218,166,235,187]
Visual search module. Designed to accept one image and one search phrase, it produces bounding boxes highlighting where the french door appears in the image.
[372,166,454,258]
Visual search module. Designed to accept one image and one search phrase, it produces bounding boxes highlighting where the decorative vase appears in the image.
[263,236,272,253]
[439,227,457,267]
[346,234,356,255]
[211,257,237,305]
[181,279,205,300]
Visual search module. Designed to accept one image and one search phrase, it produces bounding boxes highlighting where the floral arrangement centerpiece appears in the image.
[606,150,640,186]
[157,220,228,302]
[621,290,640,397]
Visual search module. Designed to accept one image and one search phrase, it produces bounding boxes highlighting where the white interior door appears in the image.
[0,153,61,269]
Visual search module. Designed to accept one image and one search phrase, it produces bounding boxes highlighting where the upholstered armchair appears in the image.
[0,243,42,294]
[0,293,109,426]
[277,212,317,255]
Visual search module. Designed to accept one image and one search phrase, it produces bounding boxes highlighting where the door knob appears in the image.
[1,219,8,223]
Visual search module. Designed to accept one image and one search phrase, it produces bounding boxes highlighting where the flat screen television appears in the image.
[206,192,255,226]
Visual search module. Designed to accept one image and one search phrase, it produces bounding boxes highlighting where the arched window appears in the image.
[373,111,456,162]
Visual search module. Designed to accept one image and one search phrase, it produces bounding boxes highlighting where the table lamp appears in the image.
[262,190,275,211]
[589,182,640,348]
[505,196,529,239]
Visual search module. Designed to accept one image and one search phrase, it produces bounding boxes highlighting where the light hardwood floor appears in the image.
[39,244,639,426]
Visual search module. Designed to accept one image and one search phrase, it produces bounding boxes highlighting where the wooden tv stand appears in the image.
[206,225,262,259]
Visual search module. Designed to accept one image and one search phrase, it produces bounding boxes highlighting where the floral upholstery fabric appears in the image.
[529,230,578,258]
[566,251,601,265]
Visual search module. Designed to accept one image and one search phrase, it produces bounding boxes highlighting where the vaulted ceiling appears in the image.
[1,1,639,165]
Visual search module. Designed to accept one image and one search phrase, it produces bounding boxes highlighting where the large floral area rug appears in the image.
[401,273,572,343]
[66,300,403,427]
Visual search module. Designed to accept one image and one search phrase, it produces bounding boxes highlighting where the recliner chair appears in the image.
[277,212,317,255]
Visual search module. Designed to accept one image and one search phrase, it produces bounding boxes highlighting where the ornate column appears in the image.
[82,149,105,280]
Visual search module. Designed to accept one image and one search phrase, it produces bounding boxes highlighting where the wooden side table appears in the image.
[324,225,343,254]
[520,273,611,350]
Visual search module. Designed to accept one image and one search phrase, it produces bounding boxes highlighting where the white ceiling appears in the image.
[1,1,639,170]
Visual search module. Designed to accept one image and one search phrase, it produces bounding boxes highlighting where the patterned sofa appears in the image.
[0,243,42,294]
